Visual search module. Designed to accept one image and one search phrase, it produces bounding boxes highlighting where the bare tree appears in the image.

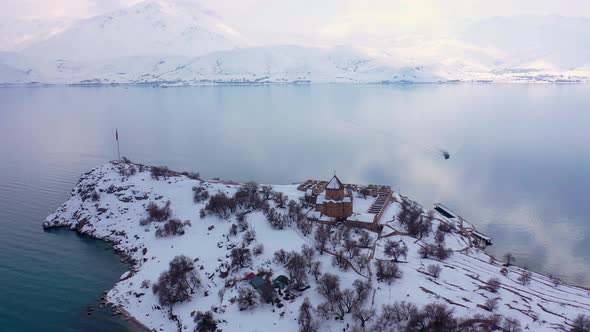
[358,230,373,248]
[354,253,370,272]
[230,248,252,271]
[298,297,319,332]
[571,315,590,332]
[286,252,308,289]
[375,260,402,284]
[503,253,515,266]
[398,201,432,239]
[152,255,201,306]
[434,229,446,244]
[316,273,341,303]
[273,192,288,208]
[314,224,330,255]
[261,185,273,200]
[237,284,258,311]
[407,303,457,331]
[353,279,372,305]
[383,240,408,262]
[353,306,376,328]
[344,239,361,259]
[518,270,532,286]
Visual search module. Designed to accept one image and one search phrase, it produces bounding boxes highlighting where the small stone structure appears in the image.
[315,175,353,220]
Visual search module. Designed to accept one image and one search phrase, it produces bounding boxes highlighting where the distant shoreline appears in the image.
[1,79,588,88]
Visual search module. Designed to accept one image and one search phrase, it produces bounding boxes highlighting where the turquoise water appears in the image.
[1,84,589,330]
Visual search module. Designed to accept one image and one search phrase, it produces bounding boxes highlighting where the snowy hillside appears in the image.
[21,0,243,62]
[1,2,590,84]
[43,161,590,332]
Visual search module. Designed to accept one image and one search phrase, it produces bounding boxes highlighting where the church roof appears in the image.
[326,175,343,190]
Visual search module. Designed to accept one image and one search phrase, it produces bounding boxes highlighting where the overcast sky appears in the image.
[3,0,590,45]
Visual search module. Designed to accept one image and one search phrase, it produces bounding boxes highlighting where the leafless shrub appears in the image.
[427,264,442,279]
[146,201,172,223]
[571,315,590,332]
[419,244,435,259]
[435,244,453,261]
[242,229,256,245]
[150,166,172,180]
[253,243,264,256]
[437,222,454,233]
[483,298,499,312]
[234,183,262,210]
[273,249,289,265]
[502,317,522,332]
[265,208,289,229]
[486,277,501,293]
[192,186,209,203]
[358,230,372,248]
[202,192,236,219]
[193,311,216,332]
[155,218,186,237]
[140,279,150,289]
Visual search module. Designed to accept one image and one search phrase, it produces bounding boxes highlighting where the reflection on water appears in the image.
[0,84,589,328]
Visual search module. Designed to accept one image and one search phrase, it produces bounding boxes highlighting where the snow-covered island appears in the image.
[43,161,590,332]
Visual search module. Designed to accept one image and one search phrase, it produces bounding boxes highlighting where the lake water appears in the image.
[1,84,589,330]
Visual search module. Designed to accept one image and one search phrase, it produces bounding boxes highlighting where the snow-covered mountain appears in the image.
[21,0,244,62]
[0,19,72,52]
[462,15,590,71]
[1,1,590,85]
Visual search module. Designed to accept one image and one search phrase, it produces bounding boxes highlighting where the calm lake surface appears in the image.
[1,84,589,330]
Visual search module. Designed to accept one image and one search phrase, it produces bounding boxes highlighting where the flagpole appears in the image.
[116,128,121,161]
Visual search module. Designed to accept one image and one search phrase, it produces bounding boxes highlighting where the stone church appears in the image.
[315,175,353,220]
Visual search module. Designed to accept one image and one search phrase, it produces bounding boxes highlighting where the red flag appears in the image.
[116,129,119,141]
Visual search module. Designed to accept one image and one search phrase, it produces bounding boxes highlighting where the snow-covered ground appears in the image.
[44,162,590,331]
